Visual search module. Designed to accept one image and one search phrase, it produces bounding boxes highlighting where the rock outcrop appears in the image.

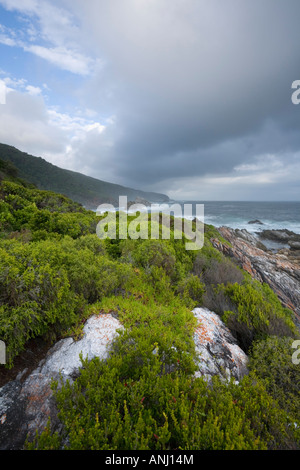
[211,226,300,328]
[259,229,300,245]
[0,307,248,450]
[0,314,122,450]
[193,308,248,383]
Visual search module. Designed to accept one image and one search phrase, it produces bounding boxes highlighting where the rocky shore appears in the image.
[258,229,300,253]
[211,226,300,328]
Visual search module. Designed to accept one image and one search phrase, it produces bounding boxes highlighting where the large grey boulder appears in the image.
[0,314,122,450]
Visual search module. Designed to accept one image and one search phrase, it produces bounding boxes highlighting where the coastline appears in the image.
[211,225,300,329]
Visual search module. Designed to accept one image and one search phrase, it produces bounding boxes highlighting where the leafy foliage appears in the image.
[222,279,297,352]
[0,235,133,366]
[29,346,299,450]
[249,336,300,424]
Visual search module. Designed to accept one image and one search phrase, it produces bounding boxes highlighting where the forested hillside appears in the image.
[0,143,169,209]
[0,172,299,450]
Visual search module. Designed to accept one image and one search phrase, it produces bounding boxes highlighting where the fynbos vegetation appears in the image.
[0,164,299,450]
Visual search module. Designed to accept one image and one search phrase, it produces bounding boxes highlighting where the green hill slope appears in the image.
[0,143,169,209]
[0,156,33,188]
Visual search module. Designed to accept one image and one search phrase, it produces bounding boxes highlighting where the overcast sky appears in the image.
[0,0,300,201]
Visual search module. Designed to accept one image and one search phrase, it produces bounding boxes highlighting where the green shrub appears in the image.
[127,239,177,277]
[0,180,97,238]
[249,336,300,424]
[0,242,78,365]
[201,256,244,286]
[29,350,299,450]
[100,293,197,365]
[176,274,205,308]
[222,280,298,352]
[74,234,106,255]
[0,200,15,231]
[0,235,133,366]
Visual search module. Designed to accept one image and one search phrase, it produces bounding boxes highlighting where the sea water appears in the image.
[177,201,300,235]
[99,199,300,236]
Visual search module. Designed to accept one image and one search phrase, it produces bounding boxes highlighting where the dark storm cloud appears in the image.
[2,0,300,199]
[69,0,300,197]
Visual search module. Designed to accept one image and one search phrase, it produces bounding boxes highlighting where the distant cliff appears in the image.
[0,143,169,209]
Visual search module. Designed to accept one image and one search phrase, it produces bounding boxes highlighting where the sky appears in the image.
[0,0,300,201]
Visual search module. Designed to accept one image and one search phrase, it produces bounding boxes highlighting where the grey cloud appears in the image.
[67,0,300,199]
[0,89,67,156]
[2,0,300,200]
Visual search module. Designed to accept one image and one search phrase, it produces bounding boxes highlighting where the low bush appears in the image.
[0,241,78,365]
[222,280,297,352]
[29,347,299,450]
[176,274,205,308]
[0,236,133,366]
[126,239,177,278]
[201,257,244,286]
[249,336,300,425]
[0,180,97,238]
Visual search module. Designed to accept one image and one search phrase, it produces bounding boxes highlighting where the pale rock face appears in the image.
[39,314,123,378]
[0,314,122,450]
[193,308,248,383]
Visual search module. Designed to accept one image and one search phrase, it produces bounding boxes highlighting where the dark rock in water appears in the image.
[258,229,300,253]
[211,226,300,329]
[248,220,264,225]
[260,229,300,243]
[288,241,300,250]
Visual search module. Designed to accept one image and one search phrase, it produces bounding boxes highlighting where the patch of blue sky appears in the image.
[0,5,20,30]
[0,28,86,116]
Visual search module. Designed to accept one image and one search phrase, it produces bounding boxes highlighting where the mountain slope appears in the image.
[0,156,34,188]
[0,143,169,209]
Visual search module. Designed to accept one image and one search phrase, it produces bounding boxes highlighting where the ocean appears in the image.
[107,199,300,237]
[174,201,300,235]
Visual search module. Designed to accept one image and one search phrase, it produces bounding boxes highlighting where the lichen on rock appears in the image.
[193,307,248,383]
